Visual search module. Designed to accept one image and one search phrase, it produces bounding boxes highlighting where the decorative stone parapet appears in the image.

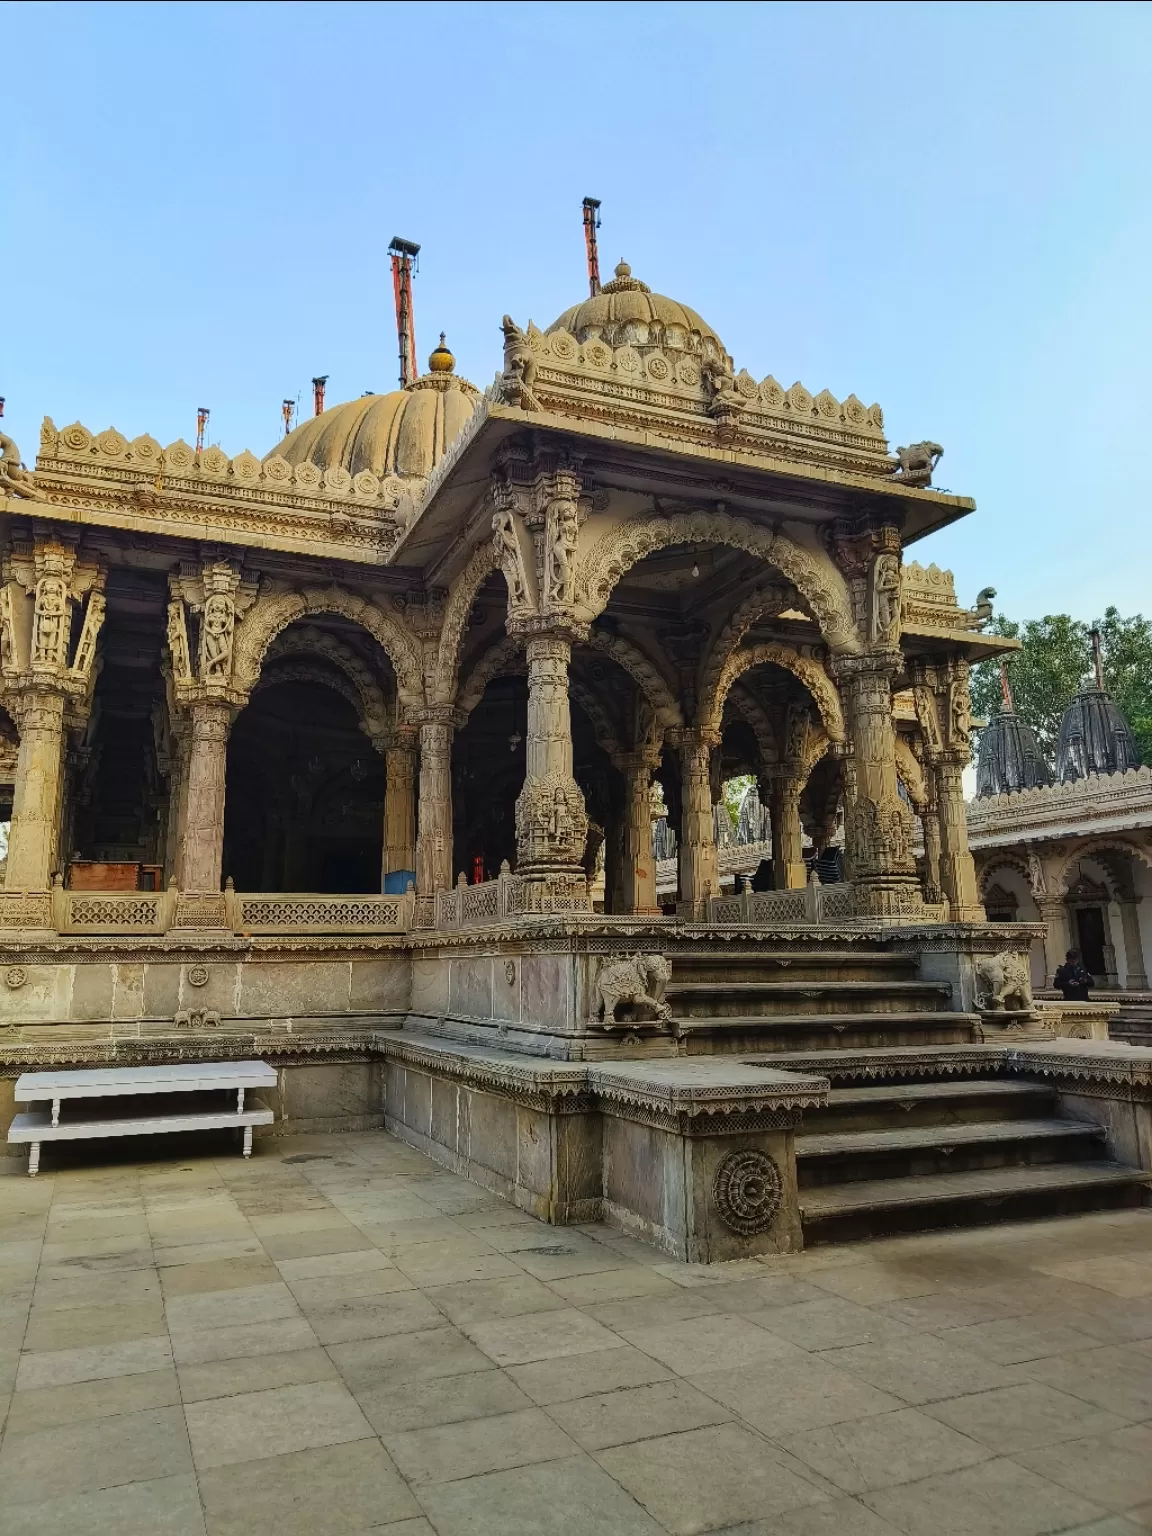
[708,881,856,926]
[376,1029,826,1260]
[966,766,1152,846]
[0,886,413,937]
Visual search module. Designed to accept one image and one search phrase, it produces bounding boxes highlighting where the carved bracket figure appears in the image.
[595,953,673,1027]
[974,950,1033,1013]
[499,316,542,412]
[893,441,943,487]
[0,434,44,501]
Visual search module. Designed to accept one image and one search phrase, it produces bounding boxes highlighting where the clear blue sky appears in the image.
[4,1,1149,623]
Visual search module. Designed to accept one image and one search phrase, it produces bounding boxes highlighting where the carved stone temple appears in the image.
[1,256,1148,1256]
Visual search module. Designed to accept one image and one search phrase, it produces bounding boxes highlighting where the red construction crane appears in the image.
[389,237,420,388]
[195,407,209,455]
[281,399,295,437]
[312,376,329,417]
[582,198,602,298]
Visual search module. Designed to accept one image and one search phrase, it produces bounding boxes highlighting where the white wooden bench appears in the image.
[8,1061,276,1175]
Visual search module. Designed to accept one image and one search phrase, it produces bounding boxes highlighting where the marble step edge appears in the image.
[672,1011,975,1034]
[800,1160,1150,1218]
[797,1116,1105,1159]
[826,1079,1052,1106]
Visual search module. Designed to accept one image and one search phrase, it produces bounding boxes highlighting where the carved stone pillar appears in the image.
[619,749,661,915]
[1117,899,1148,990]
[514,632,588,911]
[1,531,105,892]
[768,775,806,891]
[675,728,720,919]
[415,713,454,896]
[1037,896,1071,986]
[919,780,944,906]
[178,701,232,893]
[5,692,67,891]
[382,726,418,893]
[832,654,919,918]
[933,756,983,921]
[162,723,192,885]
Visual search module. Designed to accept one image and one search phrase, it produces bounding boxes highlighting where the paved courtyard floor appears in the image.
[1,1132,1151,1536]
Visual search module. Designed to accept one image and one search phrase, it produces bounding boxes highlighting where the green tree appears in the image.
[970,607,1152,765]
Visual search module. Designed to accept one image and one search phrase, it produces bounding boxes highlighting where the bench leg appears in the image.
[242,1126,253,1158]
[28,1143,40,1178]
[51,1099,60,1128]
[236,1088,245,1114]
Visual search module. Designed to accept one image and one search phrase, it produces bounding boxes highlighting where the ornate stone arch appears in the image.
[574,510,861,656]
[1052,838,1152,897]
[698,582,799,725]
[263,625,392,742]
[726,684,777,772]
[585,628,684,732]
[433,541,499,706]
[976,853,1030,900]
[569,678,625,761]
[253,663,368,734]
[233,586,423,707]
[703,642,845,744]
[456,635,526,720]
[894,735,927,810]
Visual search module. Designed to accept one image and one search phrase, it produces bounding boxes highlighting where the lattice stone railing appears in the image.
[60,891,167,935]
[235,893,411,935]
[431,865,526,930]
[708,881,856,925]
[0,885,412,935]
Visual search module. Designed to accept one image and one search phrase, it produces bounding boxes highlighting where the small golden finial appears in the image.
[614,259,631,280]
[428,332,455,373]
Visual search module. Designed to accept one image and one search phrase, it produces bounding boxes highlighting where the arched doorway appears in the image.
[223,679,384,892]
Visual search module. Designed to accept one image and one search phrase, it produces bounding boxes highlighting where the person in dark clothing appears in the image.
[1054,948,1093,1001]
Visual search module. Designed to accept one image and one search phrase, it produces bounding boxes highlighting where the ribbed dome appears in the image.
[269,346,480,480]
[975,710,1052,798]
[1056,688,1141,782]
[548,261,728,363]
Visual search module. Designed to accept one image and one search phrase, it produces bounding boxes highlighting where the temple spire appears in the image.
[1091,626,1105,691]
[999,659,1014,712]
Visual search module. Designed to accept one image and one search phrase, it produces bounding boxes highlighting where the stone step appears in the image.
[801,1160,1149,1244]
[815,1078,1054,1131]
[666,979,953,1018]
[670,951,920,985]
[797,1116,1106,1185]
[674,1012,975,1055]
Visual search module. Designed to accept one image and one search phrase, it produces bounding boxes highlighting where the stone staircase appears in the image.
[666,944,1150,1243]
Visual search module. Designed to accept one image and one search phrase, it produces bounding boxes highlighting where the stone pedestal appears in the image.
[676,730,720,920]
[178,701,232,894]
[382,727,418,894]
[975,1008,1054,1043]
[5,691,67,891]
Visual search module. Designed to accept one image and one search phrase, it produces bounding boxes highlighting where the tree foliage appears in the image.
[970,607,1152,765]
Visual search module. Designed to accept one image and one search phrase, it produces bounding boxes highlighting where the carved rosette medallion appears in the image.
[712,1149,783,1236]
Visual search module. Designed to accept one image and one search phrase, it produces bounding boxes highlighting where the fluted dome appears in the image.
[269,342,480,480]
[975,710,1052,798]
[1056,688,1140,783]
[548,261,729,364]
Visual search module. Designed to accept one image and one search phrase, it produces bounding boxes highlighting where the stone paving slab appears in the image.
[0,1130,1150,1533]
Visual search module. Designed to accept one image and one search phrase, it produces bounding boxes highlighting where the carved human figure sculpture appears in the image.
[544,499,578,609]
[491,509,531,612]
[199,593,235,682]
[32,576,69,668]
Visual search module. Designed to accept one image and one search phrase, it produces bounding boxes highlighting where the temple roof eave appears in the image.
[394,400,977,583]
